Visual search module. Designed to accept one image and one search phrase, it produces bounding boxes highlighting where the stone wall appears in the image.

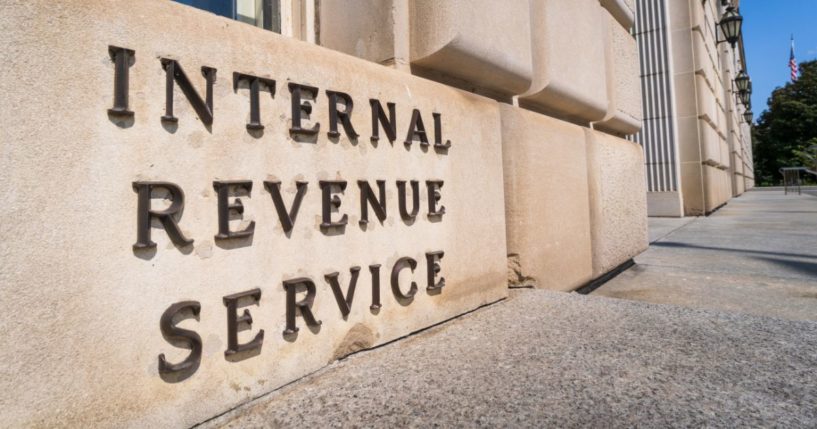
[0,1,509,426]
[0,0,649,426]
[638,0,754,217]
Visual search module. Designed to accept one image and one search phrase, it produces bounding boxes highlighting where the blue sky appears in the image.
[742,0,817,114]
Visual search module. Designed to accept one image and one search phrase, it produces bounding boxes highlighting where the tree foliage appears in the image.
[753,60,817,185]
[793,143,817,172]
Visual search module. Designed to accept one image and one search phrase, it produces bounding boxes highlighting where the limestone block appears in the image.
[667,0,692,32]
[677,116,701,163]
[595,9,642,136]
[670,28,695,75]
[318,0,395,64]
[703,166,727,211]
[521,0,609,124]
[731,152,745,197]
[735,175,745,195]
[700,121,721,165]
[673,71,698,119]
[409,0,532,97]
[500,105,593,292]
[585,130,648,278]
[599,0,635,29]
[0,0,508,427]
[647,191,684,218]
[681,162,706,216]
[719,134,730,168]
[695,74,718,127]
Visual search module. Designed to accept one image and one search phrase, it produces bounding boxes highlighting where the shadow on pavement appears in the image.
[652,241,817,260]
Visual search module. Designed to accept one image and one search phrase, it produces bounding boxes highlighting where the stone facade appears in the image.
[0,0,649,427]
[635,0,754,217]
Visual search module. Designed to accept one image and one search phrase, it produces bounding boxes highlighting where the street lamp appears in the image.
[734,70,750,93]
[717,6,743,47]
[738,80,752,106]
[738,90,750,106]
[743,110,753,124]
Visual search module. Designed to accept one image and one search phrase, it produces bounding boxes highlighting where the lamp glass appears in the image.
[719,7,743,45]
[735,70,750,92]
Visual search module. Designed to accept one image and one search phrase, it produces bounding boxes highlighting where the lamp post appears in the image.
[717,6,743,48]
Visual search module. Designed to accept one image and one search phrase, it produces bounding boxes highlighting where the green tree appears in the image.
[753,60,817,185]
[793,141,817,171]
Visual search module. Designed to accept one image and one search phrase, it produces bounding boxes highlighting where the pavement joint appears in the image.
[651,218,699,243]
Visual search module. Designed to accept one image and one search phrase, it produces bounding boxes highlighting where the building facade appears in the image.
[1,0,648,427]
[635,0,754,217]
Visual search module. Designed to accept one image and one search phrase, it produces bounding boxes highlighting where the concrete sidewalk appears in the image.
[201,290,817,428]
[200,191,817,428]
[594,190,817,321]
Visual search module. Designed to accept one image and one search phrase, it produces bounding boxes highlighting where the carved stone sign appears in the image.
[0,1,507,427]
[111,47,462,381]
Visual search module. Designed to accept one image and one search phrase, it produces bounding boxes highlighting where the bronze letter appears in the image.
[319,180,349,228]
[369,264,382,310]
[108,46,135,117]
[325,267,361,317]
[396,180,420,221]
[223,288,264,358]
[432,112,452,150]
[358,180,387,225]
[289,83,320,138]
[233,72,276,131]
[133,181,194,249]
[369,99,397,143]
[160,59,216,126]
[283,278,322,335]
[213,180,255,241]
[326,90,359,140]
[425,251,445,291]
[404,109,429,147]
[158,301,202,381]
[426,180,446,218]
[391,256,418,300]
[264,180,308,233]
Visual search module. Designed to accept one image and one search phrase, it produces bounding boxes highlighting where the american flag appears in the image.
[790,36,799,82]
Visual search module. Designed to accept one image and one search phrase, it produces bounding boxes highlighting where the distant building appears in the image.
[635,0,754,216]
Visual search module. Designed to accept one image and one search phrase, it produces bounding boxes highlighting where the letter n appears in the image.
[160,59,216,126]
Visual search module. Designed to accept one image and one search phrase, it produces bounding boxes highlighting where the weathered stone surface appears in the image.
[501,105,593,291]
[596,9,642,136]
[647,191,685,218]
[599,0,636,29]
[0,0,507,427]
[521,0,609,124]
[409,0,532,97]
[318,0,396,64]
[585,130,649,278]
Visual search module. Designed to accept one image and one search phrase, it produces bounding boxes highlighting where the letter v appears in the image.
[264,181,308,233]
[324,267,361,317]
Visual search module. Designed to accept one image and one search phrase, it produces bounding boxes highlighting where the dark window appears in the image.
[174,0,281,33]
